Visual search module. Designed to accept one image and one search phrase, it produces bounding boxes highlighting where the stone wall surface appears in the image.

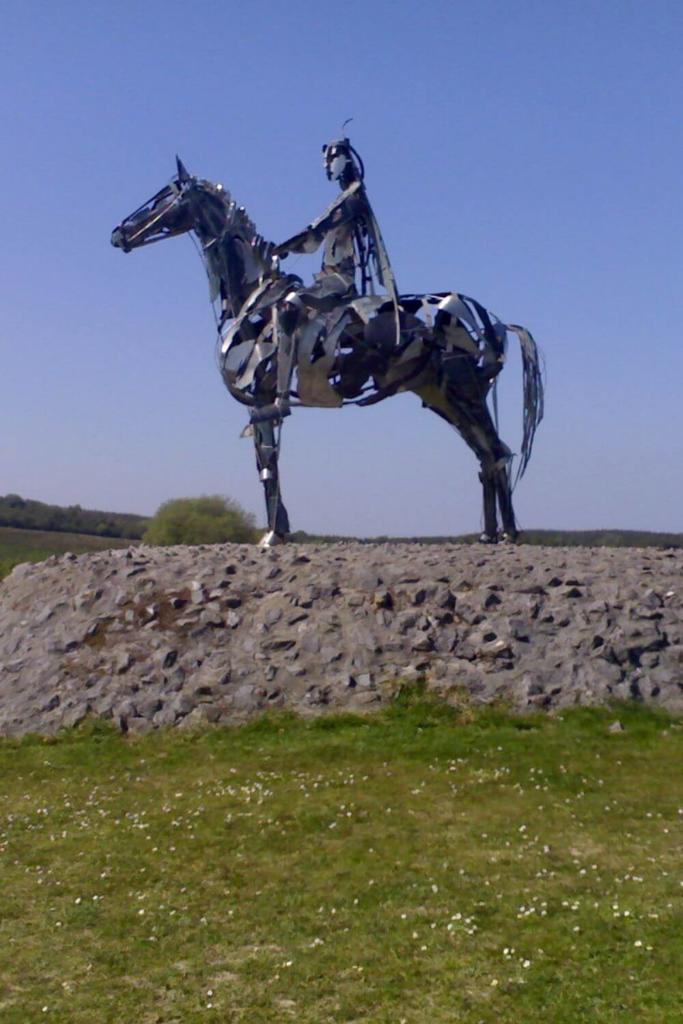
[1,542,681,737]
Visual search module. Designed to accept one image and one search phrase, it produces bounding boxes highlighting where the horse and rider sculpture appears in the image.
[111,137,543,545]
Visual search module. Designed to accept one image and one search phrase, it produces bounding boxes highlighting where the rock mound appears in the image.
[1,542,681,736]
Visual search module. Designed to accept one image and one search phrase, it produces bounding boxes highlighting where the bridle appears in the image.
[116,180,184,251]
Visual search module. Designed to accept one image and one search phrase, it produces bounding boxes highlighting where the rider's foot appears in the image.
[478,532,498,545]
[250,399,291,424]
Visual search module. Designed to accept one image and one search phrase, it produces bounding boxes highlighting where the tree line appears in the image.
[3,493,680,548]
[0,494,148,540]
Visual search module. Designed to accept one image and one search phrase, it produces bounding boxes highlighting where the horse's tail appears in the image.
[506,324,544,487]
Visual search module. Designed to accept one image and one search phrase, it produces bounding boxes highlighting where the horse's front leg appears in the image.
[251,413,290,546]
[478,465,499,543]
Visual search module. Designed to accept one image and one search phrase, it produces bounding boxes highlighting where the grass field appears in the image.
[0,527,133,580]
[0,698,681,1023]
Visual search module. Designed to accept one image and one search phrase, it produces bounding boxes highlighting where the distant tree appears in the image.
[143,496,258,546]
[3,494,25,509]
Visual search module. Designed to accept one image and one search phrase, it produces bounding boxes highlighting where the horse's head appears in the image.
[111,157,199,252]
[112,158,277,317]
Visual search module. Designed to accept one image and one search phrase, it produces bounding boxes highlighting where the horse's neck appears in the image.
[194,193,271,319]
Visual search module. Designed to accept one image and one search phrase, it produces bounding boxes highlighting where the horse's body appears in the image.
[111,160,543,543]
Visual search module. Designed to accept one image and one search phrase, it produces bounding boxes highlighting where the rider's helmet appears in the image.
[322,137,365,186]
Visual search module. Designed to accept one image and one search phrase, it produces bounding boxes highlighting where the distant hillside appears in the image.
[0,494,148,540]
[2,493,680,552]
[505,529,683,548]
[290,528,683,548]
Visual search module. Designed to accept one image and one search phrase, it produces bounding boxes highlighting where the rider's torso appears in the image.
[321,192,368,292]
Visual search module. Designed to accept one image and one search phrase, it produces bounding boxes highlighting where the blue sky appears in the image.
[2,0,681,536]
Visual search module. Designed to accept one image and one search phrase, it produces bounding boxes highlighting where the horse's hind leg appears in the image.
[480,454,517,542]
[252,415,290,544]
[445,362,518,541]
[423,353,517,541]
[493,459,517,541]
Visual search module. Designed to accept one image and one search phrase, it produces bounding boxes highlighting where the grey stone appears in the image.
[396,611,420,633]
[433,586,456,610]
[2,541,683,735]
[138,696,163,719]
[193,683,214,698]
[298,632,320,654]
[93,693,117,718]
[171,693,196,717]
[200,608,225,628]
[201,704,222,722]
[156,647,178,669]
[61,702,90,729]
[114,651,134,675]
[116,698,138,721]
[126,716,153,735]
[232,685,257,712]
[35,604,57,626]
[262,605,283,627]
[140,603,160,624]
[153,705,178,728]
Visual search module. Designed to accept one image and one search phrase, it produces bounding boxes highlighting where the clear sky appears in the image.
[2,0,681,536]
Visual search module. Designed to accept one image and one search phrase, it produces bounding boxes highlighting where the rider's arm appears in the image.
[273,226,323,258]
[274,194,362,258]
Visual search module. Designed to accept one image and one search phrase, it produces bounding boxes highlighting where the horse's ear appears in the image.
[176,155,190,182]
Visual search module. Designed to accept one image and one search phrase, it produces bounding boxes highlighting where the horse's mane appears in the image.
[192,179,276,318]
[197,180,273,268]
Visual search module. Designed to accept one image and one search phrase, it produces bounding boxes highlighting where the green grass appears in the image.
[0,527,133,580]
[0,699,681,1023]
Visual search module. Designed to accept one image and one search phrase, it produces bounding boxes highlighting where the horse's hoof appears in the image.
[259,530,287,548]
[478,532,498,545]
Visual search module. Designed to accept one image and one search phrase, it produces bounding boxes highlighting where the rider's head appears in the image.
[322,138,364,187]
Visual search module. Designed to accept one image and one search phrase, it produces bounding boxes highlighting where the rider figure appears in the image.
[276,137,396,306]
[267,137,401,414]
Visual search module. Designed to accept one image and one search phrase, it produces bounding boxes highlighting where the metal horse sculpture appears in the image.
[111,158,543,544]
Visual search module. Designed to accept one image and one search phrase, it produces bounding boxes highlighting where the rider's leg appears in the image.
[275,297,303,416]
[249,299,301,424]
[252,277,365,417]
